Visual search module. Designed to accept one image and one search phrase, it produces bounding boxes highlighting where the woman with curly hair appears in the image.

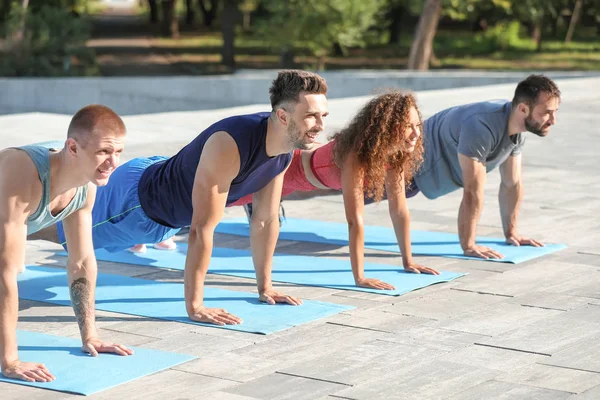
[234,91,440,290]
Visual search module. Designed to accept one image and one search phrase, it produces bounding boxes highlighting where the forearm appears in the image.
[458,192,484,249]
[347,219,365,282]
[250,217,279,293]
[184,228,213,315]
[499,182,522,237]
[0,271,18,369]
[390,208,413,267]
[67,260,98,342]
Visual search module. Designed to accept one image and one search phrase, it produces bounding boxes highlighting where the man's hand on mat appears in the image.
[1,360,56,382]
[506,234,545,247]
[356,277,396,290]
[83,338,134,357]
[403,263,441,275]
[464,244,504,260]
[259,288,302,306]
[189,306,243,325]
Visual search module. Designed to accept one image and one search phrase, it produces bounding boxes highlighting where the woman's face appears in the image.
[403,106,422,153]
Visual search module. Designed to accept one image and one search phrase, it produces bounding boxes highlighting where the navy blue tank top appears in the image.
[138,112,292,228]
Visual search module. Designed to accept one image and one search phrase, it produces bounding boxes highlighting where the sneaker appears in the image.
[278,202,286,226]
[243,203,253,223]
[244,202,286,226]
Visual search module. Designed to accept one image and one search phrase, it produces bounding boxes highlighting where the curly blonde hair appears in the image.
[331,91,424,202]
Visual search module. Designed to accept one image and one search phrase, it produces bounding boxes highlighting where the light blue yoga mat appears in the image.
[215,218,567,264]
[0,330,194,395]
[18,266,353,335]
[65,246,465,296]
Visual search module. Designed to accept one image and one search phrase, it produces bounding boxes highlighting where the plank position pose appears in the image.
[40,70,330,326]
[1,105,132,383]
[412,74,560,259]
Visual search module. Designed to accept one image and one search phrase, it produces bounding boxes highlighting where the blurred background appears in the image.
[1,0,598,77]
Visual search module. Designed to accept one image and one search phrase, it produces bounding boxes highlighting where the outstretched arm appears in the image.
[184,132,243,325]
[386,169,439,275]
[61,184,133,357]
[341,154,394,290]
[251,168,301,305]
[499,154,543,247]
[458,154,503,259]
[0,153,55,382]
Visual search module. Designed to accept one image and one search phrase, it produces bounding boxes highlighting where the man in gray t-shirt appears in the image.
[413,74,561,260]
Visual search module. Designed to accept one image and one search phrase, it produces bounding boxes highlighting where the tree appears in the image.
[1,0,12,22]
[161,0,179,38]
[239,0,258,31]
[259,0,384,70]
[185,0,195,25]
[198,0,219,27]
[565,0,583,42]
[148,0,159,23]
[221,0,237,68]
[385,0,409,45]
[407,0,441,70]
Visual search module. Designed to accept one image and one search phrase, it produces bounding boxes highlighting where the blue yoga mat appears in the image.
[18,266,353,335]
[0,330,194,395]
[214,218,567,264]
[67,246,465,296]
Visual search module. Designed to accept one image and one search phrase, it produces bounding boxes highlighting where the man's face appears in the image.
[284,92,328,150]
[72,130,126,186]
[524,92,560,137]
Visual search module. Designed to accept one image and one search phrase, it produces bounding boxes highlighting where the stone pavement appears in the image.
[0,76,599,399]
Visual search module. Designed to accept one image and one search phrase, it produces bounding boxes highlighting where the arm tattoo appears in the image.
[70,277,94,336]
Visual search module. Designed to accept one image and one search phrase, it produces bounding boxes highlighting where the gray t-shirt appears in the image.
[414,100,525,199]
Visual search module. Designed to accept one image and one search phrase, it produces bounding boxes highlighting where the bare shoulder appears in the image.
[0,149,40,219]
[198,131,240,175]
[0,149,39,195]
[205,130,238,153]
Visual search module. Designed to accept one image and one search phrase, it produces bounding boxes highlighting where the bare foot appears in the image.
[153,238,176,251]
[127,244,147,253]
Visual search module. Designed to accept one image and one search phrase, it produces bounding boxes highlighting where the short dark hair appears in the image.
[269,70,328,110]
[512,74,561,108]
[67,104,126,146]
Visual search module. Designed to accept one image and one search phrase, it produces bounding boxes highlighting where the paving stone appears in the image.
[447,380,572,400]
[279,339,444,385]
[540,334,600,373]
[333,360,499,400]
[430,302,562,336]
[222,373,348,400]
[497,363,600,394]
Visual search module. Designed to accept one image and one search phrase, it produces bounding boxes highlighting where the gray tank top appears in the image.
[18,143,89,235]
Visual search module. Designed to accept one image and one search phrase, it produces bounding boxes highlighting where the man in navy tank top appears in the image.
[1,106,132,383]
[46,70,330,326]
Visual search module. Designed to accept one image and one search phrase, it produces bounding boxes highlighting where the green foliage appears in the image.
[257,0,385,63]
[475,19,524,51]
[1,4,98,76]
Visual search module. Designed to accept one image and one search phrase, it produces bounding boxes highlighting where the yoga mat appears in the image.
[0,330,194,395]
[17,266,353,335]
[215,218,567,264]
[66,246,465,296]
